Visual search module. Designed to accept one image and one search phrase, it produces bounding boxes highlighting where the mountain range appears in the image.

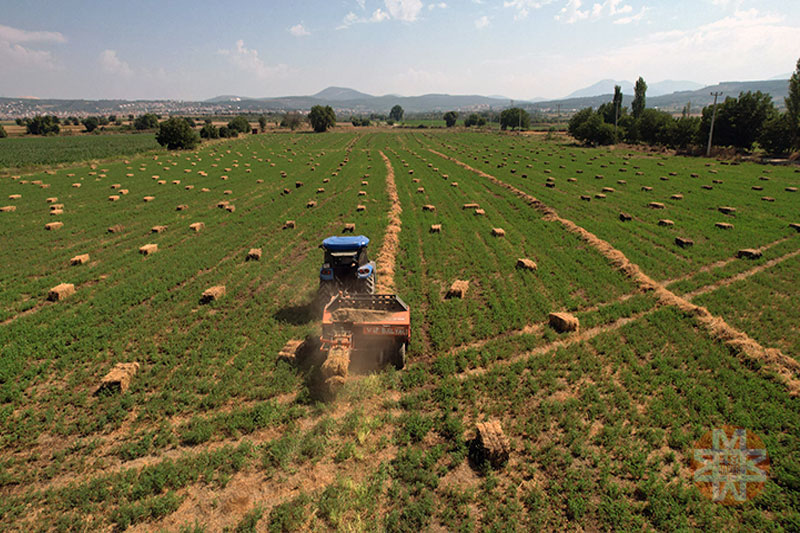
[0,78,791,119]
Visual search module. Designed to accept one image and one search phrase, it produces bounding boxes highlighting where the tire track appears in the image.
[429,148,800,396]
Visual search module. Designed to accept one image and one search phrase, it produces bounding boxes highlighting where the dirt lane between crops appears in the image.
[429,148,800,396]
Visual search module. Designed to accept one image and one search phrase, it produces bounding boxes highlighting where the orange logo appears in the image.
[691,426,769,505]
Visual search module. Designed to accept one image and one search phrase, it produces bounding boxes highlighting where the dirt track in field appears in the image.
[429,149,800,396]
[685,248,800,299]
[376,151,402,294]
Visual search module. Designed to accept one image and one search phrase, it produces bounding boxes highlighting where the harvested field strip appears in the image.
[376,151,401,293]
[429,148,800,395]
[456,308,658,380]
[692,253,800,358]
[684,247,800,299]
[426,132,798,280]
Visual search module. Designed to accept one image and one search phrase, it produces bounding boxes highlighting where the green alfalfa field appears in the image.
[0,129,799,532]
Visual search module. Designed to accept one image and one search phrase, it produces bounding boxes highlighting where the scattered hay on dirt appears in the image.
[96,362,139,395]
[139,244,158,255]
[491,228,506,237]
[45,222,63,231]
[471,420,510,469]
[70,254,89,265]
[446,280,469,299]
[715,222,734,230]
[48,283,75,301]
[189,222,204,232]
[737,249,762,260]
[247,248,262,261]
[201,285,225,304]
[675,237,694,248]
[430,224,442,233]
[516,258,537,271]
[549,312,579,333]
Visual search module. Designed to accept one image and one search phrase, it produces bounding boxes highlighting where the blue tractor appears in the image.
[317,235,376,307]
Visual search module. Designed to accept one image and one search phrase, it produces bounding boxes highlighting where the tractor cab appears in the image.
[318,236,376,303]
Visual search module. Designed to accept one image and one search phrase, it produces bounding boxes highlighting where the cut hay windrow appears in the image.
[428,148,800,396]
[375,151,403,293]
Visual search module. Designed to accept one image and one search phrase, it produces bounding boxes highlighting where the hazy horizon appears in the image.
[1,0,798,102]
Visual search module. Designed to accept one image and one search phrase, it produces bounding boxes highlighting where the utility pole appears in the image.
[706,91,722,157]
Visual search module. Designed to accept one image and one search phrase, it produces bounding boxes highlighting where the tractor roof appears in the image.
[322,235,370,251]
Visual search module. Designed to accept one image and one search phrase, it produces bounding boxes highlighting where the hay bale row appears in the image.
[201,285,225,303]
[549,312,579,332]
[446,280,469,299]
[97,362,139,394]
[48,283,75,301]
[70,254,89,265]
[139,244,158,255]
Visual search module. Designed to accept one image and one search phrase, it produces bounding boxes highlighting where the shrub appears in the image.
[308,105,336,133]
[81,116,100,132]
[200,123,219,139]
[133,113,159,130]
[156,117,200,150]
[26,115,60,135]
[228,115,251,134]
[0,124,6,138]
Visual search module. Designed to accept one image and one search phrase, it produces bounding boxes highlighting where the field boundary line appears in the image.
[429,148,800,396]
[376,151,402,293]
[685,248,800,300]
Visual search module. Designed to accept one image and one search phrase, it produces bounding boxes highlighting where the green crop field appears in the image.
[0,130,798,532]
[0,134,162,173]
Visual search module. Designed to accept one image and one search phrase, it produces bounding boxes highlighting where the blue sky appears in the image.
[1,0,798,101]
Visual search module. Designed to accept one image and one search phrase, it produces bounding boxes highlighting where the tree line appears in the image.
[569,58,800,156]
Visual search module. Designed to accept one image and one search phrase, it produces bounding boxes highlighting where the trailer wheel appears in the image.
[393,342,407,370]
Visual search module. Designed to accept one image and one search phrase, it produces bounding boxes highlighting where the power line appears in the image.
[706,91,722,157]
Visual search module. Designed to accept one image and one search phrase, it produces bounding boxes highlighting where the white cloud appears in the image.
[428,2,447,10]
[99,49,133,77]
[475,16,490,29]
[289,23,310,36]
[338,6,393,28]
[503,0,555,20]
[556,0,634,24]
[0,24,66,70]
[356,0,366,8]
[614,6,646,24]
[0,24,66,44]
[218,40,289,80]
[385,0,423,22]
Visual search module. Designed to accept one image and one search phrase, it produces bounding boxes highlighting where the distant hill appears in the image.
[530,79,790,113]
[566,79,703,99]
[313,87,373,101]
